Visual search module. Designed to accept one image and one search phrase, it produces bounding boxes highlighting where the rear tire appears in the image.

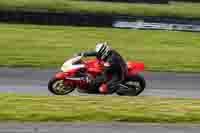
[48,78,75,95]
[116,74,146,96]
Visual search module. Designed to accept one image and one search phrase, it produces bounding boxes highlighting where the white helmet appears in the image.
[95,42,111,60]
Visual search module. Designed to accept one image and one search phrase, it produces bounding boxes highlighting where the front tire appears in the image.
[48,78,75,95]
[116,74,146,96]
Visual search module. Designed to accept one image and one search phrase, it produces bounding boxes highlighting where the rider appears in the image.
[77,42,128,94]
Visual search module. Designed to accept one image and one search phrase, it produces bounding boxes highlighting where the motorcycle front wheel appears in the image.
[116,74,146,96]
[48,78,75,95]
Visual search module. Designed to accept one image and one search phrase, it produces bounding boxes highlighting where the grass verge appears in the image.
[0,93,200,123]
[0,0,200,19]
[1,23,200,72]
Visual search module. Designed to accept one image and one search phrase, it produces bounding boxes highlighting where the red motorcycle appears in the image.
[48,55,146,96]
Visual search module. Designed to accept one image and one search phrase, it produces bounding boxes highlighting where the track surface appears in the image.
[1,67,200,132]
[0,67,200,98]
[0,123,200,133]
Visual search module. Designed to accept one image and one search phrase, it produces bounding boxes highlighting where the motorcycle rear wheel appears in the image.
[116,74,146,96]
[48,78,75,95]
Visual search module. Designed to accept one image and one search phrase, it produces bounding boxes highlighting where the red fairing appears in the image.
[55,69,78,79]
[85,59,104,77]
[54,59,144,91]
[127,61,145,75]
[55,71,89,90]
[65,78,89,90]
[55,72,70,79]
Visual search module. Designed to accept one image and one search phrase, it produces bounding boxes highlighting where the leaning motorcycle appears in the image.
[48,55,146,96]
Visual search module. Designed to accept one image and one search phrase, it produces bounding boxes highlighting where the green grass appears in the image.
[0,0,200,18]
[1,23,200,72]
[0,93,200,123]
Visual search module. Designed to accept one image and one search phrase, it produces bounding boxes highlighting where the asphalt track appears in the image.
[0,67,200,132]
[0,123,199,133]
[0,67,200,98]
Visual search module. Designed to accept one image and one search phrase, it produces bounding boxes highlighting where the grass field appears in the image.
[0,0,200,18]
[1,23,200,72]
[0,93,200,123]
